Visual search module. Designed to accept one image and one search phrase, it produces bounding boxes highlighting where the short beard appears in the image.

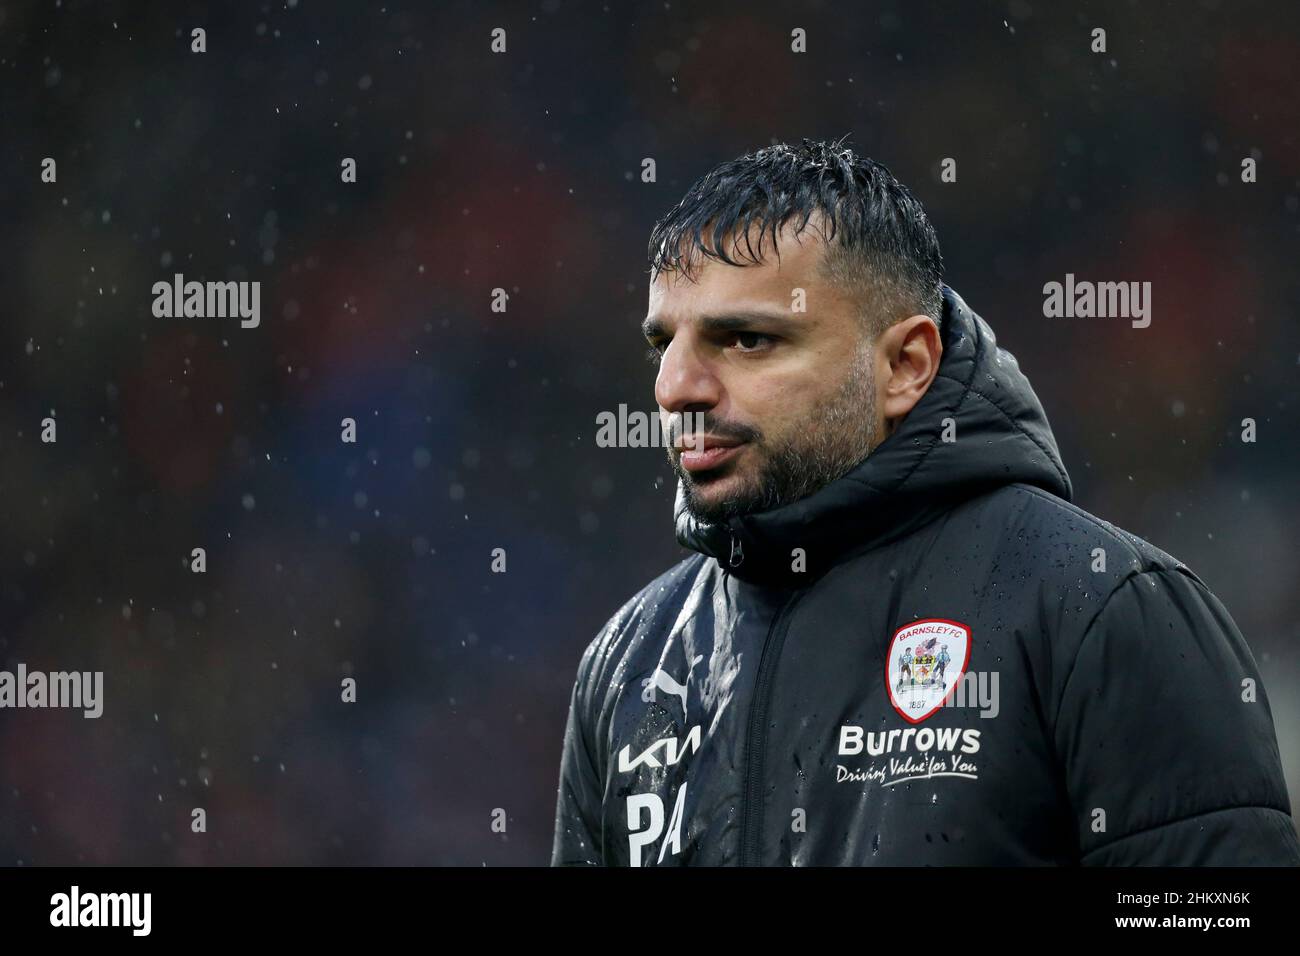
[670,341,881,525]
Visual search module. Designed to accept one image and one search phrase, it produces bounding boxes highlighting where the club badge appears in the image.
[886,618,972,724]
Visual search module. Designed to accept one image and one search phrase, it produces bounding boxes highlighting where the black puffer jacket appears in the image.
[550,286,1300,866]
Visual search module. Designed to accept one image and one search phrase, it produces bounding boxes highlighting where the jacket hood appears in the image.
[674,284,1073,585]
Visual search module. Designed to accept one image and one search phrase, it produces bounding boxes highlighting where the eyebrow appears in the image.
[641,310,803,341]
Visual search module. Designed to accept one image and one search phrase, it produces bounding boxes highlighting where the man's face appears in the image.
[644,223,884,524]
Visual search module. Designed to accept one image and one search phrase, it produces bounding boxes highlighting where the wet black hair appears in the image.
[647,135,944,335]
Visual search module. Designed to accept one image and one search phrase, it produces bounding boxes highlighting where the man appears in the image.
[550,138,1300,866]
[936,643,951,690]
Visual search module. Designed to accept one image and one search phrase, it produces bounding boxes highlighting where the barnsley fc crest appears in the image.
[886,618,971,724]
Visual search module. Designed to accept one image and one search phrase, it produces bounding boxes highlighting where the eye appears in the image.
[644,338,668,365]
[730,331,773,352]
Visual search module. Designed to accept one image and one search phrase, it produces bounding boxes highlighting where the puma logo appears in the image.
[641,654,704,713]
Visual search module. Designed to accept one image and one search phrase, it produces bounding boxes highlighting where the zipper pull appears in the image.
[729,532,745,568]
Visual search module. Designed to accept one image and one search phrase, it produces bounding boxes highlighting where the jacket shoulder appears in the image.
[572,553,712,694]
[944,483,1219,687]
[986,482,1191,582]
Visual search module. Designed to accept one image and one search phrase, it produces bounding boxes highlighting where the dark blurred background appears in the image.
[0,0,1296,863]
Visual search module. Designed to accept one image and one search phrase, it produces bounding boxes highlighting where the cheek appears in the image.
[727,372,808,438]
[723,341,852,429]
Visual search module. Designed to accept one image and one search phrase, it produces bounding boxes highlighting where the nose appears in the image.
[654,334,722,417]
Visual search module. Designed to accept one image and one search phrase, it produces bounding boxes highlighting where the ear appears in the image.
[875,315,943,433]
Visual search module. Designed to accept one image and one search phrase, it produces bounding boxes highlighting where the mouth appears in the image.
[676,436,747,473]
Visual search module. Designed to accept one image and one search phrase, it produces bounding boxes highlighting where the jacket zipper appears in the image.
[737,587,804,866]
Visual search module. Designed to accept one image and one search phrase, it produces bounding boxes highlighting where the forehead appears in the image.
[648,219,837,314]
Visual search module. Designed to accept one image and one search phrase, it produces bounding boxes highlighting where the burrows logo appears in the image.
[832,618,980,790]
[886,618,971,724]
[835,723,980,788]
